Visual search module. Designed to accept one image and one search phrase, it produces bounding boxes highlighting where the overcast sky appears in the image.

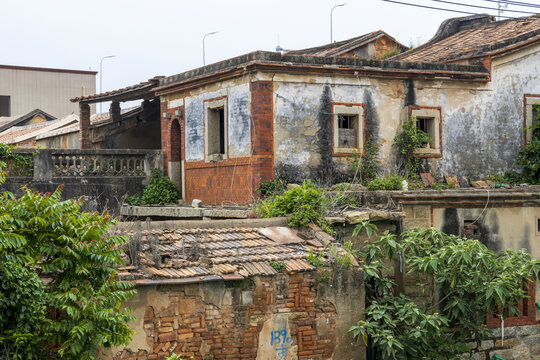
[1,0,532,95]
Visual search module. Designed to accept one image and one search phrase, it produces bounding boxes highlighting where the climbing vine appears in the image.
[393,116,431,178]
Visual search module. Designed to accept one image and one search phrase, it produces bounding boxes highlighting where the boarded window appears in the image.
[0,96,10,117]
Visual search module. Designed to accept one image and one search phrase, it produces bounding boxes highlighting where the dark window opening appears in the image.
[0,96,10,117]
[463,220,479,239]
[207,106,226,157]
[537,217,540,233]
[219,107,225,155]
[337,114,358,148]
[416,116,436,148]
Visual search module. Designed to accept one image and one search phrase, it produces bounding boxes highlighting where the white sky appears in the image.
[1,0,534,95]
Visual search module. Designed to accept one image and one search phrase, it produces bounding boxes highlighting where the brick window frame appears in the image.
[524,94,540,146]
[486,281,538,328]
[331,102,366,156]
[203,96,228,163]
[409,106,443,158]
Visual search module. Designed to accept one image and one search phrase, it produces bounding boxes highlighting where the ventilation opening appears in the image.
[0,96,10,117]
[463,220,479,239]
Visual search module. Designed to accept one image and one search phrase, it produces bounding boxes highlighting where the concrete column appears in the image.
[110,101,121,122]
[79,102,91,149]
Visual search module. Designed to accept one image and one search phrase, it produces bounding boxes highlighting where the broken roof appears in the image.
[286,30,408,57]
[70,77,163,104]
[155,51,489,95]
[392,14,540,63]
[0,109,56,132]
[115,226,346,285]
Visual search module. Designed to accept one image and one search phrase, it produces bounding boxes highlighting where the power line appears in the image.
[479,0,540,9]
[429,0,539,14]
[381,0,540,20]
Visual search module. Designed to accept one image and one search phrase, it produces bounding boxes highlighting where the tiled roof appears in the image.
[0,109,56,132]
[116,226,337,283]
[0,121,52,143]
[392,15,540,63]
[286,30,407,57]
[70,77,163,103]
[0,114,78,145]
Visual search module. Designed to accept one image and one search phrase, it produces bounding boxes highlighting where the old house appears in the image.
[108,222,364,360]
[152,14,540,205]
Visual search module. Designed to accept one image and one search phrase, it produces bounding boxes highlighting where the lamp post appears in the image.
[203,31,218,66]
[99,55,115,113]
[330,3,347,43]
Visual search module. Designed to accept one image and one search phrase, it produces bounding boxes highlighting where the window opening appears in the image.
[416,117,435,148]
[337,114,358,148]
[463,220,479,239]
[207,106,225,156]
[0,96,10,117]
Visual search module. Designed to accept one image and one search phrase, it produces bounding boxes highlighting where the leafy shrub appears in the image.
[366,174,404,190]
[347,135,381,184]
[517,108,540,184]
[270,261,286,273]
[307,249,324,268]
[0,185,136,360]
[125,169,180,205]
[256,178,285,196]
[394,116,431,178]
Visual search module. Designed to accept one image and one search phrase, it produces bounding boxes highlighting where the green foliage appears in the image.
[256,178,285,196]
[366,174,404,191]
[269,261,286,273]
[0,185,136,360]
[381,47,403,59]
[306,249,324,268]
[0,143,35,176]
[254,180,333,234]
[126,169,181,205]
[328,241,355,269]
[167,353,193,360]
[394,116,431,178]
[349,225,540,359]
[347,135,381,184]
[516,106,540,184]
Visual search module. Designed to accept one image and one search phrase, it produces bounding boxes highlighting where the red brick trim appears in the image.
[409,105,443,158]
[202,96,228,163]
[330,102,367,157]
[524,94,540,147]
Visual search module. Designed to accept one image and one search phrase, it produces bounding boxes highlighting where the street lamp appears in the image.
[99,55,115,113]
[203,31,219,66]
[330,3,347,43]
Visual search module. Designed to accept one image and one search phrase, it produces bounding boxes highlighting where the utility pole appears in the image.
[99,55,115,113]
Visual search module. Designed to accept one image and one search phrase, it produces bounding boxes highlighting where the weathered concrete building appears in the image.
[0,64,96,118]
[108,223,365,360]
[151,14,540,205]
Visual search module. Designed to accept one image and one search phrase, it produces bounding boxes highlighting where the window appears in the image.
[204,97,228,162]
[463,220,479,240]
[524,95,540,146]
[410,106,442,157]
[332,103,365,155]
[486,281,537,328]
[0,96,10,117]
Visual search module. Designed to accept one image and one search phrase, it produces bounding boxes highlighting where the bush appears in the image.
[347,135,381,184]
[517,110,540,184]
[126,169,181,205]
[394,117,431,178]
[254,180,333,233]
[366,174,404,190]
[256,178,285,196]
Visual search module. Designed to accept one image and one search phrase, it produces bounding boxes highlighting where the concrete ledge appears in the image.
[120,205,253,219]
[114,217,289,231]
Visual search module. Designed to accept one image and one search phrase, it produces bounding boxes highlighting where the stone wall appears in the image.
[459,325,540,360]
[0,148,162,215]
[109,269,365,360]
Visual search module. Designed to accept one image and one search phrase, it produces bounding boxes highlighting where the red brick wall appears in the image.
[159,81,275,205]
[114,272,338,360]
[486,281,538,328]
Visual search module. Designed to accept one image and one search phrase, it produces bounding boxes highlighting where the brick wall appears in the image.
[159,81,275,205]
[112,271,365,360]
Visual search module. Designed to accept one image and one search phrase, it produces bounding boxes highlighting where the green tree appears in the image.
[349,224,540,359]
[0,184,136,360]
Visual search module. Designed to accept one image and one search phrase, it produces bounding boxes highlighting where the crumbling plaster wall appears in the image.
[106,270,365,360]
[270,44,540,182]
[163,78,252,162]
[415,42,540,177]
